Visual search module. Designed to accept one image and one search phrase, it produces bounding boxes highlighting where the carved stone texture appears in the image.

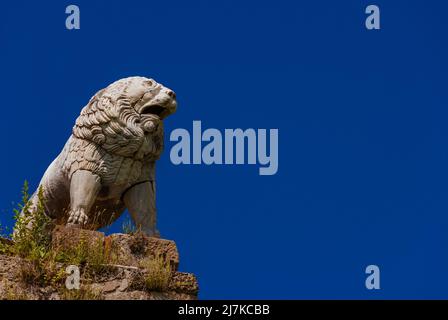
[20,77,177,237]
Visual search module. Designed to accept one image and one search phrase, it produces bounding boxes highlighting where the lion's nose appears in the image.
[166,90,176,99]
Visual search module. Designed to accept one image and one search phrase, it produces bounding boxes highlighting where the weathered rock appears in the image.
[0,255,22,282]
[105,232,179,270]
[0,225,198,300]
[52,225,104,251]
[169,272,199,296]
[52,226,180,269]
[102,280,121,293]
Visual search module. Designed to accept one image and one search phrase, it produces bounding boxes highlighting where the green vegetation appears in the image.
[0,181,113,297]
[140,254,172,292]
[1,279,31,300]
[53,235,114,276]
[0,222,7,238]
[59,286,103,300]
[0,182,176,300]
[12,181,52,260]
[121,217,137,235]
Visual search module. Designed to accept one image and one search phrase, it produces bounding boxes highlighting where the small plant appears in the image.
[0,236,12,255]
[12,181,52,260]
[0,217,11,254]
[18,260,43,285]
[0,279,31,300]
[59,286,103,300]
[140,255,172,292]
[0,242,9,255]
[121,217,137,235]
[49,266,67,287]
[54,235,111,276]
[17,250,65,287]
[129,231,149,256]
[0,222,6,238]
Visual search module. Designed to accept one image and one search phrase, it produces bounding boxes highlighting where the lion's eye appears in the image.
[141,105,165,116]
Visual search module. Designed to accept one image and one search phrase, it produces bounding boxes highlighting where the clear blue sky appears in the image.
[1,0,448,299]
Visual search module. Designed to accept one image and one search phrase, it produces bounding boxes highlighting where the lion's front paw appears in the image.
[67,208,89,226]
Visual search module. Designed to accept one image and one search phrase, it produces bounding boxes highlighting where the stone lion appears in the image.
[21,76,177,237]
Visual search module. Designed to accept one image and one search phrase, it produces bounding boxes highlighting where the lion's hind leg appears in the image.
[123,181,159,237]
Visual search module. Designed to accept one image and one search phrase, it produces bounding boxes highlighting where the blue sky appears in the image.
[1,0,448,299]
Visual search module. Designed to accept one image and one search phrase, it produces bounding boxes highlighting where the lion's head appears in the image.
[72,77,177,159]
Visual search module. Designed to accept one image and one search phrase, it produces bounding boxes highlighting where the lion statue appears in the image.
[20,76,177,237]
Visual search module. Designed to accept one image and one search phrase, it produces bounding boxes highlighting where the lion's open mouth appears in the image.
[140,104,165,117]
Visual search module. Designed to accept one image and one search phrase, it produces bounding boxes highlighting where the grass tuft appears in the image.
[59,286,103,300]
[140,254,171,292]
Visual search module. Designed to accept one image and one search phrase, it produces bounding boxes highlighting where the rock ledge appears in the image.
[0,226,198,300]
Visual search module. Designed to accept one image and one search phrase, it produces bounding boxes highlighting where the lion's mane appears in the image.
[61,77,164,185]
